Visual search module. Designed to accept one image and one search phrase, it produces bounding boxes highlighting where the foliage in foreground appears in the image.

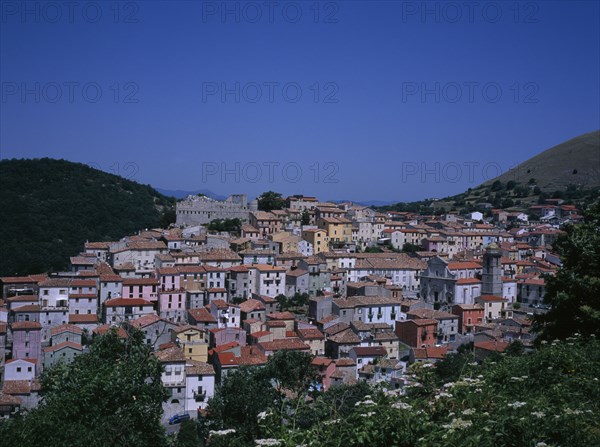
[533,200,600,342]
[206,337,600,447]
[0,329,168,447]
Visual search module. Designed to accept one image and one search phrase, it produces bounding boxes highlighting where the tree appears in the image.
[264,350,319,395]
[293,292,310,307]
[206,366,278,442]
[402,243,420,253]
[0,328,168,447]
[301,209,310,226]
[275,294,290,311]
[175,419,201,447]
[533,200,600,341]
[207,218,242,235]
[257,191,286,212]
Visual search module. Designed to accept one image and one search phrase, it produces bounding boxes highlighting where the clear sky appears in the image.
[1,0,599,202]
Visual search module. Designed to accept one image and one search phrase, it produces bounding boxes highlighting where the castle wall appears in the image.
[176,195,258,226]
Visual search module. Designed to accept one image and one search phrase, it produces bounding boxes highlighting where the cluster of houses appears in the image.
[0,194,570,421]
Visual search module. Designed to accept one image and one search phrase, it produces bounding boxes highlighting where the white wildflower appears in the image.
[209,429,236,437]
[531,411,545,418]
[392,402,412,410]
[255,439,282,446]
[507,401,527,408]
[435,391,453,399]
[442,418,473,430]
[355,399,375,406]
[536,443,548,447]
[462,409,474,416]
[323,419,340,425]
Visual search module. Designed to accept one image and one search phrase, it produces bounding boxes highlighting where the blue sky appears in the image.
[1,0,599,202]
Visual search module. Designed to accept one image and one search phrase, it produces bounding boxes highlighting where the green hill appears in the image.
[483,130,600,191]
[377,130,600,216]
[0,158,176,276]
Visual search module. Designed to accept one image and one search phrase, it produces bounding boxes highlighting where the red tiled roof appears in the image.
[50,324,83,336]
[43,341,83,353]
[352,346,388,357]
[413,346,448,359]
[104,298,153,307]
[188,308,217,323]
[456,278,481,285]
[93,325,127,338]
[69,314,99,324]
[447,262,481,270]
[122,278,158,286]
[267,311,296,320]
[258,338,310,352]
[297,328,324,340]
[128,314,162,328]
[11,321,42,330]
[475,340,510,352]
[477,295,507,303]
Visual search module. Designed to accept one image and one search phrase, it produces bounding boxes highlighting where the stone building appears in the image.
[176,194,258,226]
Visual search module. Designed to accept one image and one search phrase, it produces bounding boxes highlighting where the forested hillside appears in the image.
[0,158,175,276]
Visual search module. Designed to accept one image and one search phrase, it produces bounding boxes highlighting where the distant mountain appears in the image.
[482,130,600,191]
[155,188,227,200]
[328,199,398,207]
[0,158,176,276]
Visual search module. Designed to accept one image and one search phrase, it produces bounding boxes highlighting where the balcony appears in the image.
[194,391,206,402]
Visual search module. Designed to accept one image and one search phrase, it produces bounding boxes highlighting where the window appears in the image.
[16,367,21,373]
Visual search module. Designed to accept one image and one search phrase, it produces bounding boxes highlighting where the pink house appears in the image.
[121,278,159,303]
[157,267,181,291]
[11,322,42,367]
[208,327,247,349]
[158,290,187,323]
[312,357,337,391]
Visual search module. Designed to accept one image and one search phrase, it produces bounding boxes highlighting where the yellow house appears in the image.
[172,325,208,363]
[301,229,329,254]
[318,217,352,244]
[271,232,301,253]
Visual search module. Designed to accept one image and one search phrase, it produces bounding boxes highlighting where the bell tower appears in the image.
[482,243,502,296]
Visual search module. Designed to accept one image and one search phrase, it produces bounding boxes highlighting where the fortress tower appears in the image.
[481,243,502,296]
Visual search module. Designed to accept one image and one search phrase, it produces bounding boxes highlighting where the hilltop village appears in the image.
[0,193,579,422]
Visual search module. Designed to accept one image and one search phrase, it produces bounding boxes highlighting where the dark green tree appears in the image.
[0,328,168,447]
[257,191,286,211]
[206,366,278,442]
[364,246,384,253]
[275,293,290,311]
[175,419,201,447]
[301,209,310,225]
[491,180,503,191]
[402,243,420,253]
[533,201,600,341]
[264,350,319,395]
